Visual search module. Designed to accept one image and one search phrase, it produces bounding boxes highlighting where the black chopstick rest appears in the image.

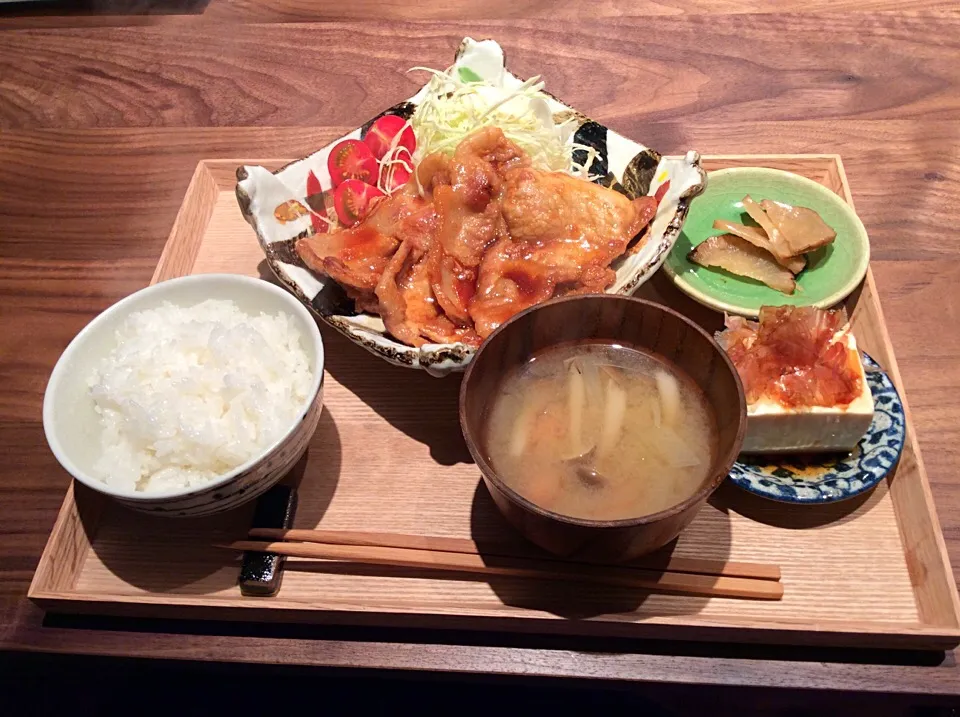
[239,485,298,597]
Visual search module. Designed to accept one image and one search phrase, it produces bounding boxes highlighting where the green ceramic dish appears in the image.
[662,167,870,317]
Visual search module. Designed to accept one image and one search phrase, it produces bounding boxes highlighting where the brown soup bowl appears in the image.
[459,295,746,563]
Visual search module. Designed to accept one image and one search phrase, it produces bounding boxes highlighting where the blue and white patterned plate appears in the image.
[728,354,906,504]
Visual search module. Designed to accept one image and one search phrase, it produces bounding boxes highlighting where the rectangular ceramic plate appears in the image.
[28,155,960,651]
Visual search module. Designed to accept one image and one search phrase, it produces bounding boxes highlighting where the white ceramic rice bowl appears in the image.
[42,274,325,517]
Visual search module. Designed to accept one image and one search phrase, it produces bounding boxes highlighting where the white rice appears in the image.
[88,299,313,493]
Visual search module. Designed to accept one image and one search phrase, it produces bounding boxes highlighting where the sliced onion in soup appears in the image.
[656,370,681,427]
[564,359,589,460]
[656,425,703,469]
[597,368,628,458]
[509,380,552,457]
[509,396,537,457]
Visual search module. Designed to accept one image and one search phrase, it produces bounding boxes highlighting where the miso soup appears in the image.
[484,342,717,521]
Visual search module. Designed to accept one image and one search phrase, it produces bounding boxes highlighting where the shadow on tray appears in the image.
[637,270,866,337]
[710,478,883,530]
[257,258,472,466]
[83,410,341,593]
[465,481,732,620]
[321,340,472,466]
[271,478,731,623]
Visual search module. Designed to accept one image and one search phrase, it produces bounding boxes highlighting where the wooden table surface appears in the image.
[2,0,960,700]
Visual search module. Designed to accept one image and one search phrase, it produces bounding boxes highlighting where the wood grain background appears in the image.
[2,0,960,699]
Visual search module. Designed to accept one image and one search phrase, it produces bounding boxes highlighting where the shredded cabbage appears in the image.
[407,64,600,185]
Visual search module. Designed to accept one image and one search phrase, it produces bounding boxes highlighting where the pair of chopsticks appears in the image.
[219,528,783,600]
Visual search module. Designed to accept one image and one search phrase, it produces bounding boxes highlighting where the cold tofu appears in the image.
[740,333,874,454]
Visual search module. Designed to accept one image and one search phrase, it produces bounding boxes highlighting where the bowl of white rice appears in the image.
[43,274,325,517]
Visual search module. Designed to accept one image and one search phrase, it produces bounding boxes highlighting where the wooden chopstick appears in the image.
[248,527,781,582]
[220,540,783,601]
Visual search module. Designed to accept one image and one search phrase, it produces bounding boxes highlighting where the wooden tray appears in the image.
[29,155,960,650]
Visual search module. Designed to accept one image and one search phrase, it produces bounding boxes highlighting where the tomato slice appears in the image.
[379,157,413,194]
[327,140,378,187]
[333,179,385,226]
[363,115,416,161]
